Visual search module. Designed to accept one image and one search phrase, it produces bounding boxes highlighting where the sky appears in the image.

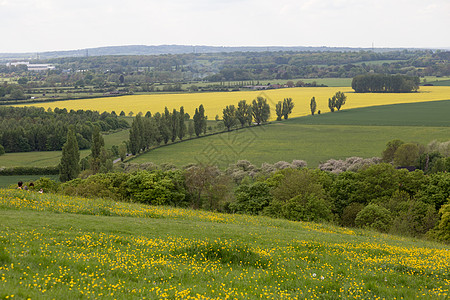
[1,0,449,53]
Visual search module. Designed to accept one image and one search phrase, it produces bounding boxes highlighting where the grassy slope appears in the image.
[131,100,450,168]
[291,100,450,127]
[0,189,449,299]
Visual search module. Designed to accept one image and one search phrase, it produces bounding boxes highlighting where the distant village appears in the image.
[6,61,55,71]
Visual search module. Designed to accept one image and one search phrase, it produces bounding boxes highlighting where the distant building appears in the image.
[6,61,55,71]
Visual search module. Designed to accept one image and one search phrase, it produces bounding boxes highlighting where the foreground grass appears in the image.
[0,189,449,299]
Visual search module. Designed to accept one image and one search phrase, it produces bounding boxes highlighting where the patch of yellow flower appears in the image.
[18,86,450,121]
[1,188,450,299]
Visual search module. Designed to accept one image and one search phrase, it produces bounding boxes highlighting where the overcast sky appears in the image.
[1,0,449,53]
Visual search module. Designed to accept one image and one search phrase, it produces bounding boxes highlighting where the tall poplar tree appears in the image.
[178,106,186,140]
[90,126,105,173]
[310,97,317,115]
[59,127,80,182]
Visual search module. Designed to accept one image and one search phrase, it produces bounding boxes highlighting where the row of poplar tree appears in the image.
[128,105,206,155]
[128,96,293,155]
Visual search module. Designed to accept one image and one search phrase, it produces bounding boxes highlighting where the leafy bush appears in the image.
[341,202,365,227]
[390,200,437,237]
[33,177,60,193]
[263,168,333,222]
[126,170,186,206]
[432,200,450,243]
[0,144,4,155]
[355,204,392,232]
[230,181,272,215]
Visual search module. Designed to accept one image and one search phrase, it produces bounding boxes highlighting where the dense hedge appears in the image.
[0,166,59,175]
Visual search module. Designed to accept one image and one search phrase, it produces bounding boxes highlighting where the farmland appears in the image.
[130,100,450,168]
[2,99,450,169]
[18,86,450,122]
[1,188,449,299]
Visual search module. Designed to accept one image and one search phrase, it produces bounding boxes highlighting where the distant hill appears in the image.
[0,44,432,61]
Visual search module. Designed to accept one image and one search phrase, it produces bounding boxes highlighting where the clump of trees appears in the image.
[352,74,420,93]
[0,106,128,153]
[382,139,450,173]
[275,98,294,121]
[328,91,347,112]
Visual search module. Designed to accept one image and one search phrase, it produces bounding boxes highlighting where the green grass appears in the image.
[132,124,450,168]
[0,175,58,188]
[426,80,450,86]
[0,189,449,299]
[291,100,450,127]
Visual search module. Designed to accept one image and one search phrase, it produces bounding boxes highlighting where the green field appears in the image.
[2,100,449,168]
[132,124,450,168]
[130,100,450,168]
[291,100,450,127]
[0,189,449,299]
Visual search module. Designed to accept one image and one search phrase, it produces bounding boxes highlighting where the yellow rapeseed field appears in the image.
[20,86,450,120]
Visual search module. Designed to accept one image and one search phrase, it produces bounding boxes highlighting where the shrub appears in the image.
[263,168,333,222]
[33,177,60,193]
[0,144,4,155]
[393,143,420,167]
[390,200,438,237]
[355,204,392,232]
[341,202,365,227]
[432,200,450,243]
[291,160,307,168]
[230,181,272,215]
[126,170,186,206]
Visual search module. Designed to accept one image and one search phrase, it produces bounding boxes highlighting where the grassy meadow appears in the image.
[1,188,449,299]
[18,86,450,122]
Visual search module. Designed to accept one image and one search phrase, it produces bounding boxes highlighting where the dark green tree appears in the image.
[236,100,252,127]
[129,115,143,155]
[251,96,270,125]
[328,97,336,112]
[188,120,194,138]
[282,98,294,119]
[193,108,202,137]
[199,104,207,134]
[171,108,179,142]
[333,91,347,111]
[59,127,80,182]
[178,106,186,140]
[275,101,283,121]
[222,105,237,131]
[310,97,317,115]
[90,126,105,173]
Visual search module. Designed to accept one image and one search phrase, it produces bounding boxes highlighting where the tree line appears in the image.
[0,106,128,153]
[352,74,420,93]
[127,96,294,155]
